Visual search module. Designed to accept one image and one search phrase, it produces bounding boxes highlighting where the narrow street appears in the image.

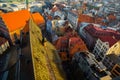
[20,33,34,80]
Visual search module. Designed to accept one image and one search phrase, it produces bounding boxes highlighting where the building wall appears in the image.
[0,17,12,45]
[78,24,97,51]
[111,64,120,77]
[79,28,96,51]
[72,53,94,80]
[0,41,9,54]
[103,41,120,71]
[102,56,115,71]
[72,52,108,80]
[85,31,96,51]
[93,39,109,61]
[9,28,23,43]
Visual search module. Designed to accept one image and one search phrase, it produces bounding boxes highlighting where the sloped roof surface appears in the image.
[32,12,45,25]
[1,10,45,33]
[1,10,30,32]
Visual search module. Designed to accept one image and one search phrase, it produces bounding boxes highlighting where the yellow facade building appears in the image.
[103,41,120,77]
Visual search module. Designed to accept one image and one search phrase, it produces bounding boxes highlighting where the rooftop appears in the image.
[1,10,45,33]
[106,41,120,56]
[78,14,94,24]
[1,10,30,32]
[85,24,120,46]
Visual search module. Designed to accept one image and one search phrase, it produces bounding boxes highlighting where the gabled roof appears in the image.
[32,12,45,25]
[85,24,120,47]
[1,10,31,32]
[1,10,45,33]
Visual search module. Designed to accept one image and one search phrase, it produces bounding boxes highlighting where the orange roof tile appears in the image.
[1,10,31,32]
[108,14,116,21]
[32,12,45,25]
[78,14,94,24]
[1,10,45,33]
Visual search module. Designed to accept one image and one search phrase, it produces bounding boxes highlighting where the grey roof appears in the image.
[107,54,120,64]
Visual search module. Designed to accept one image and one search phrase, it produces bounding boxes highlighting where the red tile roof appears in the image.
[55,37,68,50]
[108,14,116,21]
[85,24,120,47]
[99,36,118,47]
[69,37,88,58]
[78,14,94,24]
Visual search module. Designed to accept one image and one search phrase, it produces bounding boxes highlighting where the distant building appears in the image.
[55,31,88,61]
[103,41,120,77]
[67,10,79,29]
[78,14,94,25]
[93,39,109,61]
[78,23,120,51]
[51,4,65,20]
[67,11,94,30]
[72,51,111,80]
[0,37,9,55]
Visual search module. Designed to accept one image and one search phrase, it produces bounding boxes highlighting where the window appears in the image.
[112,70,119,76]
[115,66,120,73]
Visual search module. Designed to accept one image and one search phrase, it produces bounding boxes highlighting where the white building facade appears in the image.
[93,39,109,61]
[0,38,10,55]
